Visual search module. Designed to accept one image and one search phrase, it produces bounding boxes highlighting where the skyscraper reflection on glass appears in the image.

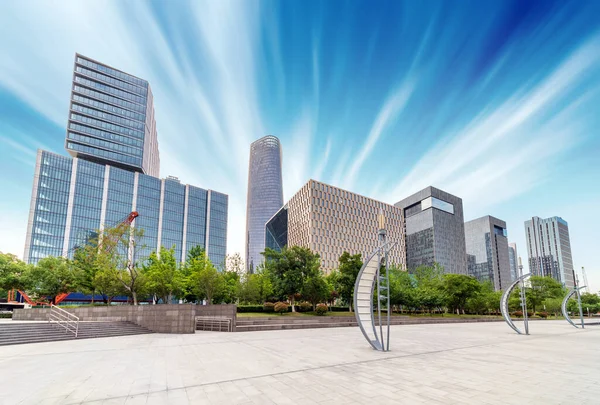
[245,135,283,273]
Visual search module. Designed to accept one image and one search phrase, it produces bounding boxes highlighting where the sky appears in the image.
[0,0,599,291]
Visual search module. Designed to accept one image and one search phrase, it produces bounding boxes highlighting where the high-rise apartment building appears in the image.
[525,216,574,288]
[394,187,467,274]
[265,180,405,274]
[23,54,227,268]
[67,54,160,177]
[464,216,511,290]
[508,242,518,281]
[245,135,283,272]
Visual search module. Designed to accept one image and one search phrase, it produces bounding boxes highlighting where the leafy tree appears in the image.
[336,252,362,311]
[93,266,123,305]
[443,274,481,314]
[143,246,184,304]
[302,274,330,310]
[528,276,564,313]
[25,256,77,304]
[580,292,600,307]
[225,253,245,274]
[0,252,29,294]
[237,267,274,304]
[389,265,417,312]
[412,264,445,313]
[187,245,206,261]
[324,270,341,305]
[187,250,222,304]
[263,246,320,312]
[214,270,240,304]
[542,297,563,317]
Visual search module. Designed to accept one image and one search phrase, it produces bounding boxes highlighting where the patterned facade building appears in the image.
[464,216,511,290]
[265,180,405,274]
[508,242,518,281]
[394,187,467,274]
[23,54,227,268]
[525,216,574,288]
[245,136,283,273]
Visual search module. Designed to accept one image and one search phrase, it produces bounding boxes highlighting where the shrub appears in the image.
[512,310,523,318]
[274,302,289,314]
[263,302,275,313]
[315,303,328,316]
[0,312,12,319]
[237,305,264,313]
[538,311,549,319]
[297,302,312,312]
[329,306,350,312]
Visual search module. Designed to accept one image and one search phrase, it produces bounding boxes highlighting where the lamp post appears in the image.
[518,257,529,335]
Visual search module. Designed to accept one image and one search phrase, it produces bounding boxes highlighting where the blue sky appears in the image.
[1,1,599,291]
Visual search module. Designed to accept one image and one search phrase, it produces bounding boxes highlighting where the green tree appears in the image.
[214,270,240,304]
[72,232,118,304]
[412,264,445,314]
[143,246,184,304]
[25,256,77,304]
[528,276,564,313]
[302,274,329,310]
[542,297,563,317]
[263,246,320,312]
[0,252,29,294]
[187,250,222,304]
[225,253,245,274]
[443,274,481,314]
[336,252,362,311]
[324,270,341,306]
[94,266,124,305]
[389,266,417,312]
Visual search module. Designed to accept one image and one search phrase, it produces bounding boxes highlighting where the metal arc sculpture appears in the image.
[562,286,586,329]
[353,240,396,351]
[500,272,531,335]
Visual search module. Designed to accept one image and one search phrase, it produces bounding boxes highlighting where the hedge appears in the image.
[237,305,264,313]
[0,312,13,319]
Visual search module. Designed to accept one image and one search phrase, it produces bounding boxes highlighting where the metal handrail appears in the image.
[49,304,79,338]
[195,316,232,332]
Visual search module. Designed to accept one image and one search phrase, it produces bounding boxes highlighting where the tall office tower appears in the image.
[394,187,467,274]
[464,216,511,290]
[524,216,574,288]
[23,54,228,268]
[265,180,405,274]
[23,151,228,267]
[245,135,283,273]
[508,242,518,281]
[67,54,160,177]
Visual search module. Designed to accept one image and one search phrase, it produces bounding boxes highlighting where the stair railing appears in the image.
[49,304,79,338]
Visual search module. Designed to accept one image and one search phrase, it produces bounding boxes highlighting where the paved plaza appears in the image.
[0,320,598,404]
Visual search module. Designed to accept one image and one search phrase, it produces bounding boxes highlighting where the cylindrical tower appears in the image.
[245,135,283,273]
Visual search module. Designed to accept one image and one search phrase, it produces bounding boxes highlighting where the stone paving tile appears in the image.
[1,321,599,404]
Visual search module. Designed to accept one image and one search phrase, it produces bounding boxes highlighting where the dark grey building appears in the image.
[245,135,283,273]
[67,54,160,177]
[394,186,466,274]
[464,216,511,290]
[23,54,227,268]
[508,242,518,281]
[525,216,574,288]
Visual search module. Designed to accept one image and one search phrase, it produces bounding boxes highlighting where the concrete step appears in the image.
[236,322,358,332]
[0,321,153,346]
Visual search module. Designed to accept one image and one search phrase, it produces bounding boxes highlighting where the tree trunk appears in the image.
[132,291,138,306]
[349,304,352,312]
[91,290,95,305]
[290,295,295,312]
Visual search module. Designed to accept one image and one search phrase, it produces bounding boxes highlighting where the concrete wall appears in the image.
[13,304,197,334]
[195,304,237,330]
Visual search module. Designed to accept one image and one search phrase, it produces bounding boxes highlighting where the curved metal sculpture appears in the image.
[500,272,531,335]
[353,241,396,351]
[562,286,586,329]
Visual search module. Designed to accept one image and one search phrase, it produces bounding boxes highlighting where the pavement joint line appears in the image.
[59,326,600,405]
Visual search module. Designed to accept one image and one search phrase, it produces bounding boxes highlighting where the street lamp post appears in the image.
[518,257,529,335]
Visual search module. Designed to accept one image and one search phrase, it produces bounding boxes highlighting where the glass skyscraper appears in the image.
[525,216,574,288]
[245,135,283,273]
[464,216,511,291]
[508,242,518,282]
[23,54,227,268]
[67,54,160,177]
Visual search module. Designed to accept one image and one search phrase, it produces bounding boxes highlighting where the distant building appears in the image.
[508,242,518,281]
[464,216,511,290]
[245,135,283,273]
[67,54,160,177]
[265,180,405,274]
[394,187,467,274]
[524,216,574,288]
[23,54,227,268]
